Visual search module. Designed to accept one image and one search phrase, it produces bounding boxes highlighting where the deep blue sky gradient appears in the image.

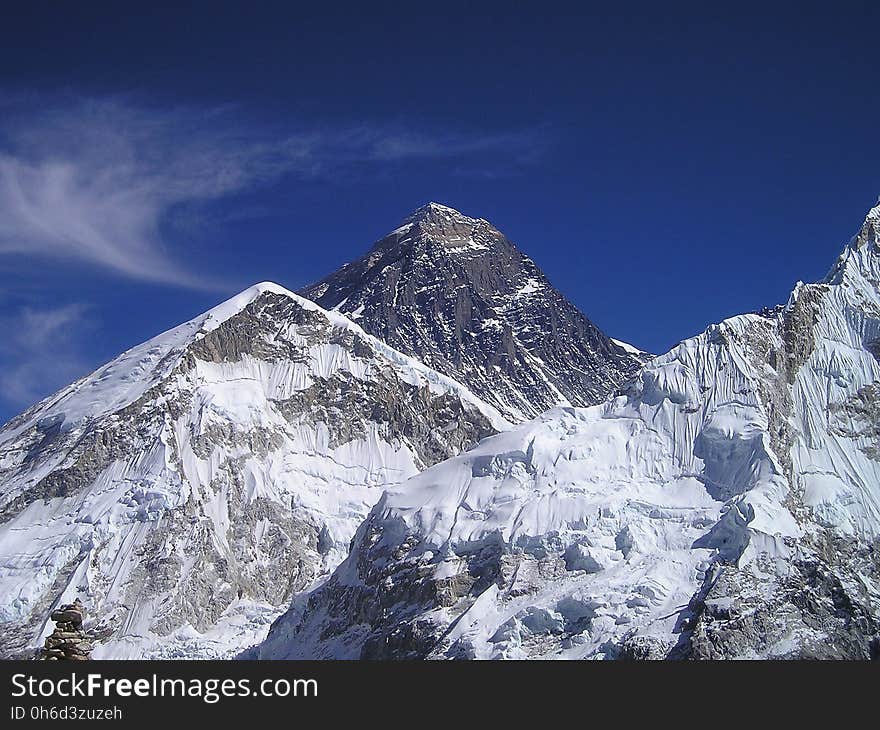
[1,2,878,421]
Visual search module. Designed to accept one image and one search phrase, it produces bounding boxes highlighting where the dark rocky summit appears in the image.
[302,203,647,421]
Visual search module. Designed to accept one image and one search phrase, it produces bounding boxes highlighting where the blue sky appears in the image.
[0,2,878,422]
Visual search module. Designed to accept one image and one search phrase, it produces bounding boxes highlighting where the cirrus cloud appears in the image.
[0,302,91,409]
[0,95,545,289]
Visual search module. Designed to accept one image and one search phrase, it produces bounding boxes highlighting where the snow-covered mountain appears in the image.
[253,204,880,660]
[301,203,647,422]
[0,283,506,659]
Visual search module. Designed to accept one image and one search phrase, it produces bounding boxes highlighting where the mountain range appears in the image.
[1,202,878,660]
[253,202,880,660]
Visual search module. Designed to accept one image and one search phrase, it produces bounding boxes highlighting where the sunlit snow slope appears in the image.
[0,283,505,658]
[254,204,880,660]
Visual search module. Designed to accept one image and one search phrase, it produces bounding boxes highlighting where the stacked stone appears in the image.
[39,600,91,660]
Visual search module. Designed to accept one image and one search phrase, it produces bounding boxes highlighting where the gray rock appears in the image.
[39,600,91,661]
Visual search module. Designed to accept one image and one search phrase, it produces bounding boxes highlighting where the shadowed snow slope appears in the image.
[0,283,506,658]
[253,204,880,660]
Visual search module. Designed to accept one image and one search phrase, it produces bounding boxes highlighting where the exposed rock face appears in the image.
[687,540,879,660]
[39,600,91,661]
[301,203,647,422]
[0,283,504,659]
[253,204,880,660]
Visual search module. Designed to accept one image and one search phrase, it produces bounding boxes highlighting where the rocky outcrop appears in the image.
[39,600,91,661]
[687,542,879,660]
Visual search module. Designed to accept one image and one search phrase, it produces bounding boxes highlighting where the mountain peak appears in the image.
[0,253,507,659]
[301,205,644,421]
[395,202,499,247]
[862,198,880,238]
[823,200,880,285]
[385,201,510,260]
[403,201,474,224]
[854,198,880,242]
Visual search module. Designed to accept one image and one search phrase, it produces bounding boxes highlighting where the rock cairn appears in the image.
[39,600,91,660]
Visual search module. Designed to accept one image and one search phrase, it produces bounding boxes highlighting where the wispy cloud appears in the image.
[364,128,541,162]
[0,95,544,288]
[0,97,309,289]
[0,303,91,410]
